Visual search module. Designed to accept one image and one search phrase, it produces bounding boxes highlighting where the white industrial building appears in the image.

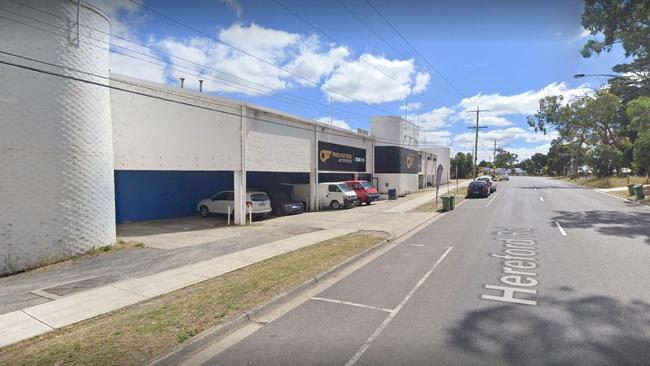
[0,0,450,275]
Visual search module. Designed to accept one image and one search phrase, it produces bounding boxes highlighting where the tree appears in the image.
[528,153,549,176]
[581,0,650,91]
[633,133,650,181]
[450,152,475,179]
[493,148,518,169]
[547,140,572,176]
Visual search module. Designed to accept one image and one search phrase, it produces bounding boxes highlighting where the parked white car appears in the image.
[197,191,272,217]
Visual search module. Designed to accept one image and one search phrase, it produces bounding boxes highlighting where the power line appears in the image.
[335,0,459,99]
[127,0,399,116]
[2,1,369,122]
[363,0,467,99]
[0,51,422,148]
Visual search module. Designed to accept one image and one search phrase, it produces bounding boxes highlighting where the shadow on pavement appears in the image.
[448,292,650,366]
[550,210,650,244]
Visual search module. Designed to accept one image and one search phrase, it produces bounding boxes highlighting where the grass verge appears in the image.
[0,232,384,366]
[560,175,648,189]
[609,188,650,206]
[411,186,468,212]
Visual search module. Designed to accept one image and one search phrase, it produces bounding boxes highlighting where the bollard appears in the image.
[249,209,253,224]
[227,206,231,226]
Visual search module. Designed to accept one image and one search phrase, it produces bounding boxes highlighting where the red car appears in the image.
[345,180,379,205]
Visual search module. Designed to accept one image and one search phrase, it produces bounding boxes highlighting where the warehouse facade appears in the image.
[0,0,450,275]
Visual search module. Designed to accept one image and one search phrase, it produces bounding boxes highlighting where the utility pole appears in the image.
[466,106,489,179]
[493,139,497,162]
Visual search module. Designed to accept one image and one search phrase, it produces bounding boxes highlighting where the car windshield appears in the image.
[249,193,268,202]
[338,183,352,192]
[360,182,374,189]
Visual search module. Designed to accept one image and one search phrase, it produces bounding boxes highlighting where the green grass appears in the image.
[0,232,384,366]
[561,175,648,189]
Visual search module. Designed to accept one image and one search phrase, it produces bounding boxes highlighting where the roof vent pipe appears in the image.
[199,79,204,92]
[179,77,185,88]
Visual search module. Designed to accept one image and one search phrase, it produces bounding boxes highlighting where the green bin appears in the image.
[441,196,452,212]
[633,185,645,200]
[449,195,456,210]
[627,184,635,196]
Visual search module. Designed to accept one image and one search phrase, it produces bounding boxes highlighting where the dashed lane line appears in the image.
[310,297,393,313]
[539,196,544,202]
[485,189,502,208]
[344,246,454,366]
[555,221,567,236]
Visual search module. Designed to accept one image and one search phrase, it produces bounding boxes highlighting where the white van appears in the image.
[319,182,358,209]
[289,182,358,210]
[197,191,272,217]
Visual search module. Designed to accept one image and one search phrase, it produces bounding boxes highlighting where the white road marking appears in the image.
[408,244,425,247]
[310,297,393,313]
[485,189,501,208]
[345,246,454,366]
[555,221,567,236]
[539,196,544,202]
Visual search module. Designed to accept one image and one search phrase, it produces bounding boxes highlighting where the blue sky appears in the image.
[92,0,627,161]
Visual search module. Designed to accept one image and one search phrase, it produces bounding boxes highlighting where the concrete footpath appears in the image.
[0,184,459,348]
[0,229,354,347]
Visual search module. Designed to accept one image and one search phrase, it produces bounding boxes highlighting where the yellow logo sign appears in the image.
[320,149,333,162]
[406,155,416,169]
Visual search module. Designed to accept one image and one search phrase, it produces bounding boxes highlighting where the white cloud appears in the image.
[412,72,430,94]
[220,0,242,19]
[316,117,351,130]
[454,127,558,149]
[286,36,350,86]
[421,130,451,146]
[457,82,592,117]
[399,102,422,111]
[322,54,428,104]
[417,106,456,130]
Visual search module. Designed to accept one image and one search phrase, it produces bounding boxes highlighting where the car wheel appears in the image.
[199,205,210,217]
[330,200,341,209]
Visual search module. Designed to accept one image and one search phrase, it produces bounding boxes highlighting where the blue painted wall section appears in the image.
[115,170,233,223]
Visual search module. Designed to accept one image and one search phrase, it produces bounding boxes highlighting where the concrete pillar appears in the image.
[234,170,246,225]
[310,124,319,211]
[235,105,247,225]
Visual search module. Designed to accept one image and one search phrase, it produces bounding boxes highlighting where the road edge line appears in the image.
[149,209,455,366]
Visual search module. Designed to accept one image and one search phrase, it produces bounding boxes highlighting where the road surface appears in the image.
[194,176,650,366]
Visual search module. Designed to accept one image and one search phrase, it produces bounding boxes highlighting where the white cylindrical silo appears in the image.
[0,0,115,275]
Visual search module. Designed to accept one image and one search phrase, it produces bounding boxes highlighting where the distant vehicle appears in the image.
[345,180,379,205]
[197,191,272,218]
[476,175,497,193]
[467,181,489,198]
[499,174,509,181]
[268,192,304,216]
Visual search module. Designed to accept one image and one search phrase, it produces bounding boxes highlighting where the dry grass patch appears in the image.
[0,232,384,366]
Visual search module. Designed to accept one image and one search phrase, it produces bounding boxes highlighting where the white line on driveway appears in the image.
[539,196,544,202]
[555,221,567,236]
[344,246,454,366]
[408,244,425,247]
[485,189,502,208]
[310,297,393,313]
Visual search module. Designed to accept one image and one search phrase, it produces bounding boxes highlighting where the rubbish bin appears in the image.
[449,195,456,210]
[627,184,635,196]
[388,189,397,200]
[441,195,452,212]
[633,185,645,200]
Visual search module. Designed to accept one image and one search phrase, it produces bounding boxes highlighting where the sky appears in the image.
[89,0,628,162]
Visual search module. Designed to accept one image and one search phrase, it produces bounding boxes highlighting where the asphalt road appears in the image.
[199,177,650,366]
